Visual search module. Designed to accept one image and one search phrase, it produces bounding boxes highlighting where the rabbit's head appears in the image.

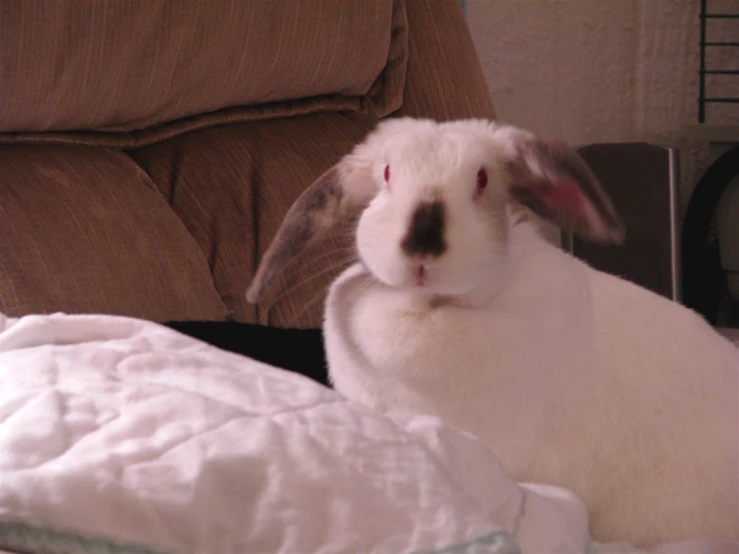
[246,118,624,305]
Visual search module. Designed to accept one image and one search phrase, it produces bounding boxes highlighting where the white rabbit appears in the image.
[247,117,739,548]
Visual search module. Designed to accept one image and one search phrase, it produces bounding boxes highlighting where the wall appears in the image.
[466,0,739,211]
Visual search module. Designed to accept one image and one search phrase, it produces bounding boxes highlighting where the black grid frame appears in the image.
[698,0,739,123]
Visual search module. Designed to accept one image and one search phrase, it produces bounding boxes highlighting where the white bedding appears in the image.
[0,313,735,554]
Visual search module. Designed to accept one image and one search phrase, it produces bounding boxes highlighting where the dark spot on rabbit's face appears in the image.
[401,201,447,258]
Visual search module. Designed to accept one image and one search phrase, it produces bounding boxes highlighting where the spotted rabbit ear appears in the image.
[247,117,428,303]
[493,125,626,244]
[245,159,375,304]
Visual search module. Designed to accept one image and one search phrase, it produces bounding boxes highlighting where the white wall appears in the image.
[466,0,739,210]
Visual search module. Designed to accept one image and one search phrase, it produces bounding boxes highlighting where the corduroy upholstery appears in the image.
[0,0,495,327]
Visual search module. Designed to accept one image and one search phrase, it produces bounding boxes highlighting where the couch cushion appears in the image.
[0,0,407,148]
[129,113,376,327]
[0,144,229,321]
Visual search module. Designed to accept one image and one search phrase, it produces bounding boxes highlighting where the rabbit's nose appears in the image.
[401,200,447,258]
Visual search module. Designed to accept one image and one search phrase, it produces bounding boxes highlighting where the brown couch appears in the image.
[0,0,494,330]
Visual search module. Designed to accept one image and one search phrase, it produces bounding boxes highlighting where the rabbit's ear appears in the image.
[246,156,375,304]
[495,126,625,243]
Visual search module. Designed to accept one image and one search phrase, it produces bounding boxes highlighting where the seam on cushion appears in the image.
[0,98,377,151]
[365,0,408,117]
[124,149,229,318]
[123,152,168,198]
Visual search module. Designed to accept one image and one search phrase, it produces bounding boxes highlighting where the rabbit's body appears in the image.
[247,117,739,547]
[325,220,739,546]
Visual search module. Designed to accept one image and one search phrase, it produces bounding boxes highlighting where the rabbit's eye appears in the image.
[475,168,488,198]
[384,165,390,182]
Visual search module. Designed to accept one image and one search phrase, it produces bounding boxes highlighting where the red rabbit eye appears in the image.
[475,168,488,198]
[384,165,390,182]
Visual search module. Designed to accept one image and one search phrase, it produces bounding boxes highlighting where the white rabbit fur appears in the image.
[248,117,739,548]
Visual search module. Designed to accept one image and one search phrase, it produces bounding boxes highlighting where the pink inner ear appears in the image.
[522,177,611,239]
[527,178,585,217]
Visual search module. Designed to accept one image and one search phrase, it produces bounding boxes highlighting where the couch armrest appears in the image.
[397,0,495,121]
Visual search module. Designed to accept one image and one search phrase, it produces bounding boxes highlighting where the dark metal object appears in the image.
[572,144,681,303]
[681,146,739,324]
[681,2,739,324]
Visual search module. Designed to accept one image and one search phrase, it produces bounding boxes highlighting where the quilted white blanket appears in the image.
[0,313,735,554]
